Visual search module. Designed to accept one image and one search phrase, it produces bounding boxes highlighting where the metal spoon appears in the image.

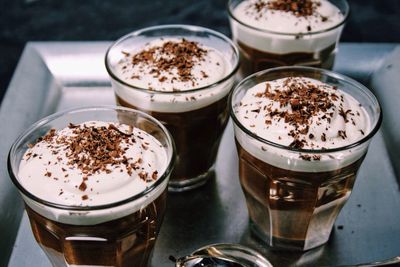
[175,243,272,267]
[176,255,245,267]
[341,256,400,267]
[174,243,400,267]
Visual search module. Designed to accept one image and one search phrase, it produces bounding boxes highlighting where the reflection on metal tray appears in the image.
[0,42,399,267]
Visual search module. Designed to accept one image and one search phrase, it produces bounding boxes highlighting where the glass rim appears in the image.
[227,0,350,36]
[229,66,383,154]
[8,105,176,211]
[105,24,240,95]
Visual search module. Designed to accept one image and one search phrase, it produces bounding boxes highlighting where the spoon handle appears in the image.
[352,256,400,267]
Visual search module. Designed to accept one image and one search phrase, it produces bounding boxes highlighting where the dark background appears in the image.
[0,0,399,104]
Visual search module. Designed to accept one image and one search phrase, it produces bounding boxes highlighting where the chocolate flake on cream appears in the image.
[27,123,161,200]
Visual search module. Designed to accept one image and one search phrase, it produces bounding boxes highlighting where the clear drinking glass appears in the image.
[228,0,349,77]
[106,25,239,192]
[8,106,175,267]
[230,67,382,250]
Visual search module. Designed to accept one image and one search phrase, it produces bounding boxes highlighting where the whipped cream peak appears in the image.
[233,0,345,34]
[19,121,168,207]
[117,38,228,92]
[252,0,321,17]
[236,77,370,151]
[112,37,235,113]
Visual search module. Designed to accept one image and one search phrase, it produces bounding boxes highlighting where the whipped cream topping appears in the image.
[116,38,229,91]
[19,121,168,207]
[112,38,235,113]
[229,0,346,54]
[234,77,371,171]
[236,77,369,149]
[233,0,344,34]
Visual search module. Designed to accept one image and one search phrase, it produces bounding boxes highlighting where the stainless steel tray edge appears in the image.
[0,41,112,267]
[0,43,55,267]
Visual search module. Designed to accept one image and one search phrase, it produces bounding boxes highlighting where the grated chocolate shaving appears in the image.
[79,181,87,192]
[152,171,158,180]
[300,153,323,161]
[256,77,336,147]
[129,39,208,84]
[252,0,321,17]
[32,123,161,200]
[339,108,351,123]
[338,130,347,139]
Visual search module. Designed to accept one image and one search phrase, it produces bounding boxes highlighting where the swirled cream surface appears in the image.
[230,0,346,54]
[234,77,371,171]
[112,38,234,112]
[116,38,229,91]
[233,0,344,34]
[18,121,168,224]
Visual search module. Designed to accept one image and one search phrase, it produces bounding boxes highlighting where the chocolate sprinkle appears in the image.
[321,133,326,142]
[299,152,323,161]
[339,107,351,123]
[338,130,347,139]
[78,181,87,192]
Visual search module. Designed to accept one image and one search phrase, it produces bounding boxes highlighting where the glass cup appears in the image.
[230,67,382,251]
[8,106,175,267]
[228,0,349,77]
[105,25,239,192]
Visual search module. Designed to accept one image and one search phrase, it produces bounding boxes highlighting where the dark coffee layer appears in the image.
[237,41,336,77]
[236,141,364,250]
[116,94,229,185]
[26,190,167,266]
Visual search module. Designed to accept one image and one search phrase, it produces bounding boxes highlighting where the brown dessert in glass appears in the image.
[106,25,239,192]
[8,107,175,266]
[228,0,349,77]
[230,67,382,250]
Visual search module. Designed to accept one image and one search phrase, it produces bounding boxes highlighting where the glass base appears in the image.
[168,167,215,192]
[249,220,330,252]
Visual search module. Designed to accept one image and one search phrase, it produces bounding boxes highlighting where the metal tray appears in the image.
[1,42,399,267]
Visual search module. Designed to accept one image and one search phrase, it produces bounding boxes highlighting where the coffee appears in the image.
[228,0,348,76]
[106,26,239,191]
[8,108,175,266]
[230,68,382,250]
